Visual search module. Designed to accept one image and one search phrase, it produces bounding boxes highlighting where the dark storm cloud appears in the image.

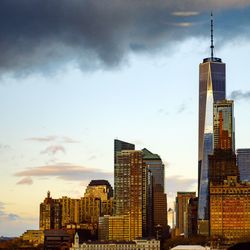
[0,1,250,75]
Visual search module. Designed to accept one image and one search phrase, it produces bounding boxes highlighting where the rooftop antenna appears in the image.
[210,12,214,59]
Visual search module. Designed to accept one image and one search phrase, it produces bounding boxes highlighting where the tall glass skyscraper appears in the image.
[198,15,226,226]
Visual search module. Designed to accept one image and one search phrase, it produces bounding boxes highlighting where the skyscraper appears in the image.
[115,149,144,239]
[237,148,250,182]
[114,139,135,164]
[175,192,196,236]
[209,100,239,185]
[198,14,226,227]
[142,148,167,238]
[213,100,235,151]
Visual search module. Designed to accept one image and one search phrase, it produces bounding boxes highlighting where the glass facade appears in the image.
[213,100,235,151]
[198,58,226,222]
[237,148,250,182]
[142,148,167,238]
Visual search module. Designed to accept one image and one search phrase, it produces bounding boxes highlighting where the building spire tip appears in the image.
[210,12,214,59]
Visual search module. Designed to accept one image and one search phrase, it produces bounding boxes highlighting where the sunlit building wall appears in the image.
[98,215,130,241]
[84,180,113,201]
[40,191,62,230]
[175,192,196,236]
[210,176,250,245]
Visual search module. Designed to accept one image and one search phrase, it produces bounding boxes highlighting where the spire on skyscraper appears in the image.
[210,12,214,59]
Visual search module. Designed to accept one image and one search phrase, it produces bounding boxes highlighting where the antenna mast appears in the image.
[210,12,214,59]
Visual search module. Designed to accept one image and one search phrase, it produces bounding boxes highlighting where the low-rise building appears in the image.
[71,233,160,250]
[20,230,44,246]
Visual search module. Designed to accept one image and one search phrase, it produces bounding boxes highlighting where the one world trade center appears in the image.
[198,14,226,234]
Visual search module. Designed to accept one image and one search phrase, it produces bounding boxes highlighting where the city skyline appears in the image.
[1,2,250,237]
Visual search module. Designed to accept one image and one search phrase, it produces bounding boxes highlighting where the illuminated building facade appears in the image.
[114,149,144,239]
[98,215,130,241]
[209,100,239,185]
[175,192,196,236]
[60,197,80,226]
[198,15,226,232]
[237,148,250,182]
[40,191,62,230]
[84,180,113,201]
[210,176,250,245]
[84,179,114,216]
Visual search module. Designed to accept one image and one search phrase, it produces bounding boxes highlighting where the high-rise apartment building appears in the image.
[115,149,144,239]
[175,192,196,236]
[198,14,226,230]
[237,148,250,182]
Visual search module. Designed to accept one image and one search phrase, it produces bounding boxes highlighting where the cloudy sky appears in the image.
[1,1,250,237]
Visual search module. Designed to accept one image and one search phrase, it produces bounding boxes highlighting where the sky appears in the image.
[1,0,250,237]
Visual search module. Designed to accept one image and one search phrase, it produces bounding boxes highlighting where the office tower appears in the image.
[210,176,250,245]
[142,148,167,238]
[209,100,239,185]
[115,149,144,239]
[84,180,114,216]
[187,197,198,237]
[198,14,226,228]
[237,148,250,182]
[40,191,62,230]
[175,192,196,236]
[213,100,235,151]
[84,180,113,201]
[114,139,135,164]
